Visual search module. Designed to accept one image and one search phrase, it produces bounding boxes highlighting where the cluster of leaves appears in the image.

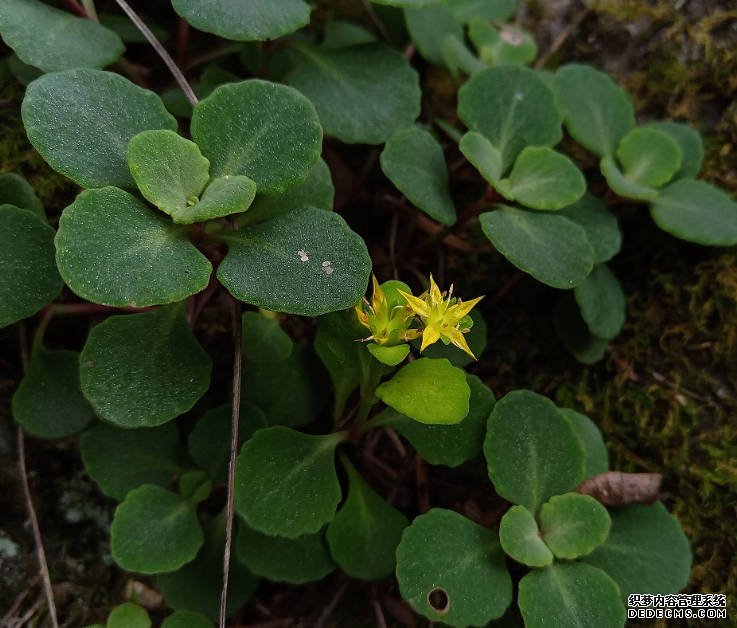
[0,0,712,626]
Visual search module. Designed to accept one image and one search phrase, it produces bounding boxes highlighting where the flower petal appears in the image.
[448,327,477,360]
[420,325,442,351]
[398,289,431,318]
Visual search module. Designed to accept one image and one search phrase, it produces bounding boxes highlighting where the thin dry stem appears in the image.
[219,298,243,628]
[113,0,198,105]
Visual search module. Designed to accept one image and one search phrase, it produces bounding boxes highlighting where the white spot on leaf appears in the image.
[297,249,309,262]
[321,260,334,275]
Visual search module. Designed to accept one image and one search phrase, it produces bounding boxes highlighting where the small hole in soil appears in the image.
[427,587,450,614]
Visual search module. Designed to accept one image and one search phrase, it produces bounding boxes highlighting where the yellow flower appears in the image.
[398,275,483,359]
[355,275,421,346]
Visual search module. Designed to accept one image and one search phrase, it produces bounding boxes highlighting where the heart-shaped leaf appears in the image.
[405,3,463,66]
[574,264,626,340]
[600,156,659,201]
[539,493,611,559]
[650,179,737,246]
[479,206,594,289]
[236,525,335,584]
[396,508,512,626]
[0,173,44,219]
[374,374,494,466]
[158,515,259,621]
[0,206,62,328]
[458,66,561,171]
[80,304,212,428]
[191,80,321,194]
[12,347,94,439]
[127,129,210,215]
[172,0,310,41]
[646,121,703,179]
[0,0,124,72]
[22,69,176,189]
[615,127,682,188]
[286,43,421,144]
[81,422,181,500]
[242,158,334,225]
[499,505,553,567]
[498,146,585,210]
[187,403,268,484]
[326,457,408,580]
[218,206,371,316]
[376,358,470,425]
[484,390,586,513]
[381,127,456,225]
[518,563,625,628]
[160,611,212,628]
[555,64,635,157]
[553,293,609,364]
[235,427,344,538]
[583,502,691,601]
[559,194,621,264]
[55,187,212,307]
[111,484,203,573]
[560,409,609,479]
[460,131,503,186]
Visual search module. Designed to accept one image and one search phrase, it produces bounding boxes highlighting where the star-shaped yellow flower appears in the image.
[398,275,483,359]
[355,275,421,346]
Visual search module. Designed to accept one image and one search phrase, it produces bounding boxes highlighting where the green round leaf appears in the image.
[22,69,176,189]
[458,66,561,171]
[174,175,257,225]
[111,484,203,574]
[107,603,151,628]
[553,293,609,365]
[583,502,692,600]
[650,178,737,246]
[55,187,212,307]
[187,403,268,484]
[242,312,293,363]
[242,158,334,225]
[405,3,463,66]
[286,43,421,144]
[12,348,94,439]
[600,156,659,201]
[380,127,456,225]
[326,457,408,580]
[161,611,212,628]
[172,0,310,41]
[81,422,181,500]
[375,374,494,467]
[0,173,44,219]
[376,358,470,425]
[0,0,124,72]
[616,127,682,188]
[0,206,61,328]
[367,343,410,366]
[237,525,335,584]
[574,264,625,340]
[235,427,343,538]
[218,206,371,316]
[127,130,210,216]
[418,310,487,367]
[555,63,635,157]
[396,508,512,626]
[484,390,586,513]
[499,505,553,568]
[539,493,611,559]
[518,563,625,628]
[158,516,259,621]
[479,206,594,289]
[241,344,326,428]
[559,408,609,479]
[559,194,621,264]
[646,121,703,179]
[500,146,585,210]
[460,131,503,186]
[191,80,321,194]
[80,304,212,428]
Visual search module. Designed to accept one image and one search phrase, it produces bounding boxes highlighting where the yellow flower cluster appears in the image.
[355,274,483,359]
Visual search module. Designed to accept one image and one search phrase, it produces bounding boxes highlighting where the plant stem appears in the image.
[16,326,58,628]
[219,297,242,628]
[355,359,384,431]
[80,0,98,22]
[113,0,198,106]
